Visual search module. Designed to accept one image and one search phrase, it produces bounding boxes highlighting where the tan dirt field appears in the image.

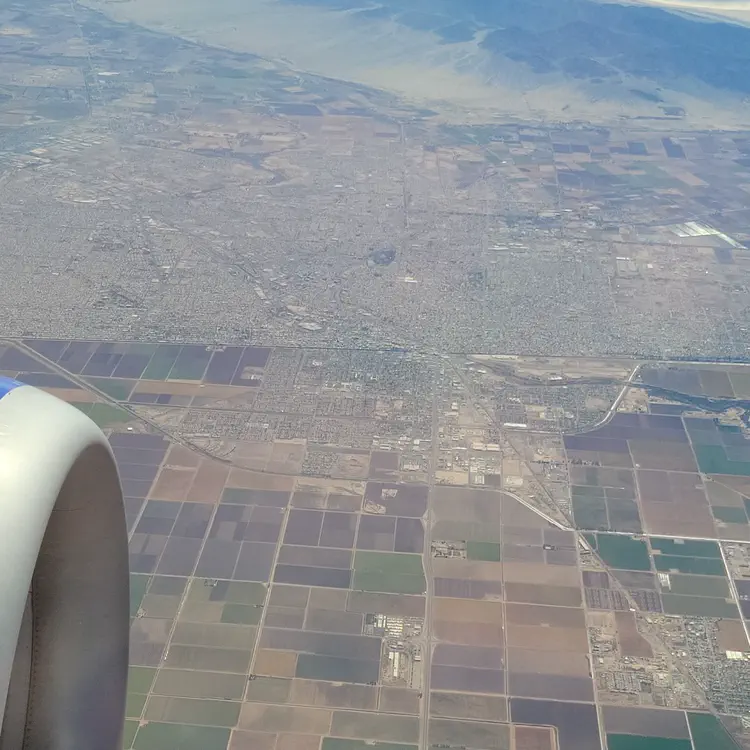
[291,680,378,711]
[433,620,505,646]
[718,619,750,651]
[379,687,421,715]
[434,598,505,623]
[504,582,582,607]
[149,467,195,501]
[165,444,202,468]
[429,691,508,722]
[506,624,589,653]
[227,468,296,490]
[502,562,581,587]
[505,603,586,629]
[254,649,298,678]
[186,460,230,503]
[614,611,654,658]
[238,704,332,734]
[227,730,277,750]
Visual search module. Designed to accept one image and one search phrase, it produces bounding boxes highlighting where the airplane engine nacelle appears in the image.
[0,377,129,750]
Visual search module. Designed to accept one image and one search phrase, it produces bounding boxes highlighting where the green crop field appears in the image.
[151,669,247,701]
[584,532,651,571]
[694,445,750,477]
[664,573,730,598]
[92,403,133,427]
[85,376,135,401]
[128,666,156,695]
[130,722,230,750]
[353,569,426,595]
[169,355,211,381]
[142,346,180,380]
[72,401,132,427]
[729,373,750,398]
[353,551,426,594]
[125,692,147,719]
[322,741,417,750]
[220,603,263,624]
[688,713,739,750]
[712,506,748,524]
[573,495,609,530]
[130,574,150,618]
[466,541,501,562]
[653,555,726,576]
[650,538,721,558]
[143,696,241,727]
[661,593,739,618]
[354,551,424,575]
[606,735,691,750]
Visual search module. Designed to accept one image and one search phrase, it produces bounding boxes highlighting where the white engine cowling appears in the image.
[0,377,129,750]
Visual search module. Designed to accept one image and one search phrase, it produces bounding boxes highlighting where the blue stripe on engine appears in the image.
[0,376,23,400]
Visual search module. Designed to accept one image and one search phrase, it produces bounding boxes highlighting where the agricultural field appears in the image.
[4,340,750,749]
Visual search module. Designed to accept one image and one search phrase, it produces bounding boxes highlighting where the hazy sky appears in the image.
[610,0,750,24]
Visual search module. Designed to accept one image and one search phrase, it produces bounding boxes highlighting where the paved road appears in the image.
[418,382,441,750]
